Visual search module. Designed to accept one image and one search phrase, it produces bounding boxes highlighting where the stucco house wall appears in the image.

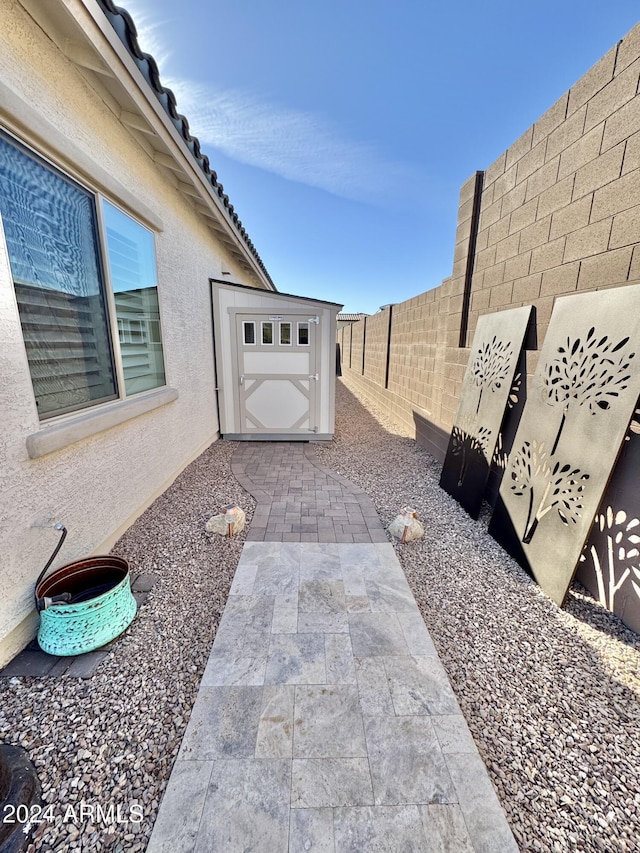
[0,0,273,664]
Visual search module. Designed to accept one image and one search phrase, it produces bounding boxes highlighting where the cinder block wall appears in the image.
[342,323,352,369]
[350,320,365,374]
[362,312,388,387]
[340,21,640,461]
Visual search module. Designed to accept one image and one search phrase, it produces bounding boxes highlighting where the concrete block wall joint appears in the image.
[362,316,367,376]
[460,170,485,348]
[384,305,394,390]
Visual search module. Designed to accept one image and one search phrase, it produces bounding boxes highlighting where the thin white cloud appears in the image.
[121,0,424,206]
[164,79,423,205]
[118,0,173,69]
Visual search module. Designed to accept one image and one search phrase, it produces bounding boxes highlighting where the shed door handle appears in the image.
[309,373,319,380]
[240,374,244,385]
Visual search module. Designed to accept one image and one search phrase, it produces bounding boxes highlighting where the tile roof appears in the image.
[337,313,368,321]
[96,0,274,288]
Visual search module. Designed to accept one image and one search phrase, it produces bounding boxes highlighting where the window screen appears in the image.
[279,322,291,345]
[243,321,256,345]
[103,201,165,395]
[0,133,117,417]
[298,323,310,346]
[0,132,167,420]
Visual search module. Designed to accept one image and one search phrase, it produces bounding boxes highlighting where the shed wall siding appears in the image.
[212,283,339,436]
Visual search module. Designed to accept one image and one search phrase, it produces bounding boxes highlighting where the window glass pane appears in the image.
[103,201,166,395]
[243,321,256,345]
[262,321,273,345]
[0,132,116,418]
[298,323,310,346]
[280,322,291,345]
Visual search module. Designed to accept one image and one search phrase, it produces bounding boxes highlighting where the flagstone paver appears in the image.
[147,443,518,853]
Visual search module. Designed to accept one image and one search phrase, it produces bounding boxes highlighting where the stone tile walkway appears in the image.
[147,445,518,853]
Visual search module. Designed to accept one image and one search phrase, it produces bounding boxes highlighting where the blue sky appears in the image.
[124,1,639,313]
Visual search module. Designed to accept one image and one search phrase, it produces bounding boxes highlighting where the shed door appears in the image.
[236,313,319,434]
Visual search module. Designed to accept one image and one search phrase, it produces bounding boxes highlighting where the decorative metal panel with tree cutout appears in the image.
[440,306,534,519]
[575,402,640,633]
[489,285,640,607]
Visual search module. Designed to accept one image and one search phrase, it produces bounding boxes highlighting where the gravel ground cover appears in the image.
[315,379,640,853]
[0,440,254,852]
[2,379,639,853]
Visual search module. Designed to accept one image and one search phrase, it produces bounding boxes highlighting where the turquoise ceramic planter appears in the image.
[36,556,137,656]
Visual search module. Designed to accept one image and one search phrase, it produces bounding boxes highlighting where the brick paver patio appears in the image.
[231,442,388,543]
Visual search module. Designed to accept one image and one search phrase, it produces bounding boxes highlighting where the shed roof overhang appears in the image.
[210,278,343,312]
[14,0,275,291]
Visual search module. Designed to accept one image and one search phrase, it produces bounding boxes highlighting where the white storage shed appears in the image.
[211,279,343,440]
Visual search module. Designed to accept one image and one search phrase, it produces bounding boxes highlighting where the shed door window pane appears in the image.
[298,323,310,346]
[103,201,166,395]
[262,321,273,345]
[243,321,256,345]
[0,133,116,418]
[279,322,291,345]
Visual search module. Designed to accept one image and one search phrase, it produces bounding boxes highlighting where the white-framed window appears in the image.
[0,130,166,419]
[243,321,256,345]
[261,321,274,345]
[297,322,310,346]
[279,321,292,346]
